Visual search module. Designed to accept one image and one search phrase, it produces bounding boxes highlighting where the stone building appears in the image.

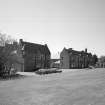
[60,48,97,69]
[19,39,51,72]
[50,59,60,68]
[96,62,105,68]
[96,56,105,68]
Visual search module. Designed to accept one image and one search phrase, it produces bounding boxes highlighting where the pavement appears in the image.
[17,69,86,76]
[17,72,36,76]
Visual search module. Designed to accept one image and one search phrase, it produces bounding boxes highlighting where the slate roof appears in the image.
[20,40,51,55]
[65,48,92,56]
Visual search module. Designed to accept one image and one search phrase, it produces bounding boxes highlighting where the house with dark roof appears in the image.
[19,39,51,72]
[60,47,97,69]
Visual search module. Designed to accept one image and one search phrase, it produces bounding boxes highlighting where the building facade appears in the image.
[50,59,60,68]
[60,48,97,69]
[19,39,51,72]
[96,57,105,68]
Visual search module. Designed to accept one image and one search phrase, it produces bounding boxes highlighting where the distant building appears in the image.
[19,39,51,72]
[60,48,97,69]
[96,62,105,68]
[50,59,60,68]
[96,56,105,68]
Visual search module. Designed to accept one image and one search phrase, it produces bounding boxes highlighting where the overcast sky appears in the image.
[0,0,105,58]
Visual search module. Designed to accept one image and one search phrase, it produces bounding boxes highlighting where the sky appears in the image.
[0,0,105,58]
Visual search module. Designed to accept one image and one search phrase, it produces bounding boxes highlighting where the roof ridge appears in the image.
[23,41,45,47]
[20,40,50,55]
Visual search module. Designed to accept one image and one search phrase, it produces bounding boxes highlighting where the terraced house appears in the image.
[19,39,51,72]
[60,48,97,69]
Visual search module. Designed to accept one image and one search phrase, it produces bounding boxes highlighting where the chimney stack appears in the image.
[85,48,87,53]
[19,39,23,43]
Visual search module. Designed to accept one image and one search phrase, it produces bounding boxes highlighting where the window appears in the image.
[61,57,64,60]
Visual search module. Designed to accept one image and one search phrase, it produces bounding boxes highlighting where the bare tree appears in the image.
[0,33,16,46]
[0,32,18,78]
